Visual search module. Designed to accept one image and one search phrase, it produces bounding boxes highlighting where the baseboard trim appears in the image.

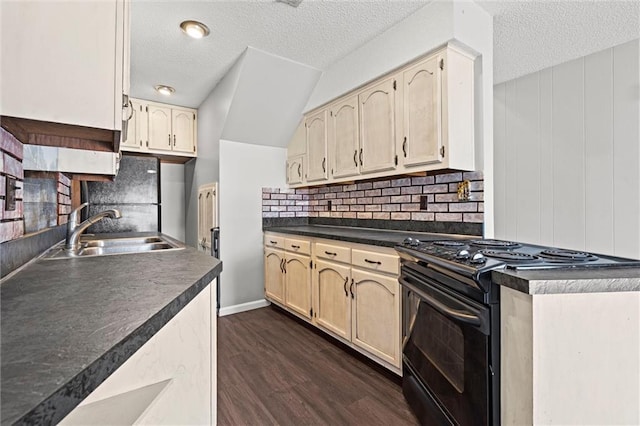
[218,299,270,317]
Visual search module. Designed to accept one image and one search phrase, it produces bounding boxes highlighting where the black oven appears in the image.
[399,257,500,426]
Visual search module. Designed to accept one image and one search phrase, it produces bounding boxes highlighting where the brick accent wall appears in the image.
[1,128,73,243]
[263,171,484,224]
[57,173,72,225]
[1,128,25,242]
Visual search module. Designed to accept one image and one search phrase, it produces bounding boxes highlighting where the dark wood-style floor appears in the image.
[217,306,418,426]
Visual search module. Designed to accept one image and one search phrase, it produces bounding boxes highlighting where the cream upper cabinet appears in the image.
[358,76,398,174]
[121,99,197,159]
[284,253,312,319]
[351,268,401,368]
[286,43,477,188]
[265,248,285,304]
[400,47,475,171]
[315,260,352,341]
[172,109,196,153]
[305,110,329,182]
[121,99,143,150]
[1,0,130,132]
[287,120,306,159]
[402,55,442,167]
[148,105,172,151]
[329,95,360,179]
[286,155,304,186]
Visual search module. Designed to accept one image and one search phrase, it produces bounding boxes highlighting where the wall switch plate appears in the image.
[5,175,16,211]
[327,200,332,211]
[419,195,428,210]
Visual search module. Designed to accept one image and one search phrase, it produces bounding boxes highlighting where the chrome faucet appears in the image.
[65,203,122,251]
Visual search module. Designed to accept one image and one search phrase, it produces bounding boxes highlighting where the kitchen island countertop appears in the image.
[493,267,640,295]
[0,238,222,425]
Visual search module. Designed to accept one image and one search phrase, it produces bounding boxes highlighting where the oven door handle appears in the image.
[400,277,482,328]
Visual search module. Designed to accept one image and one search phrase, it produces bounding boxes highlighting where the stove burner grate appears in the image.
[538,249,598,262]
[470,239,521,249]
[481,250,540,263]
[432,241,468,248]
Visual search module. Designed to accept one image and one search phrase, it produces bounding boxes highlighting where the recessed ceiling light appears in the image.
[154,85,175,96]
[180,20,210,39]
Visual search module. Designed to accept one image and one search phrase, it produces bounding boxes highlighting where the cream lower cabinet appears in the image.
[315,260,351,341]
[265,233,401,373]
[284,252,312,319]
[351,269,400,367]
[264,235,312,320]
[264,247,285,304]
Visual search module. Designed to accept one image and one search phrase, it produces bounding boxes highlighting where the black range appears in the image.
[395,237,640,426]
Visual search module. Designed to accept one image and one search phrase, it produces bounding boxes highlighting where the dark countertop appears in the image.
[265,226,640,295]
[264,225,479,248]
[0,237,222,425]
[493,267,640,295]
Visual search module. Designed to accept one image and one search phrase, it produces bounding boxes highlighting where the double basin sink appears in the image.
[43,232,185,260]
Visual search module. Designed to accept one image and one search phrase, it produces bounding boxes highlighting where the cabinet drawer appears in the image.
[264,235,285,249]
[352,249,399,275]
[315,242,351,264]
[285,238,311,255]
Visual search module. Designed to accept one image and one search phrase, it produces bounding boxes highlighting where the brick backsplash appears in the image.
[262,171,484,224]
[1,128,25,242]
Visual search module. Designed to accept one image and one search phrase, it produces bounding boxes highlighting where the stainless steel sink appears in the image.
[42,233,185,260]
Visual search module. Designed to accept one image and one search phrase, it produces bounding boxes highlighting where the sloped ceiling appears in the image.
[220,47,321,147]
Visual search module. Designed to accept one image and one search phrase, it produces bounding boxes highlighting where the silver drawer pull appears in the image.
[364,258,382,265]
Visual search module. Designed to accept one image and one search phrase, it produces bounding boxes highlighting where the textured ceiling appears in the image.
[131,0,640,108]
[130,0,429,108]
[478,0,640,83]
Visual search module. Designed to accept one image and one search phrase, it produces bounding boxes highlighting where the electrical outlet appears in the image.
[5,176,16,211]
[327,200,332,211]
[419,195,428,210]
[457,180,470,201]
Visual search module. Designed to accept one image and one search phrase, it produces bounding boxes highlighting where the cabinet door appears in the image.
[315,260,351,341]
[358,77,397,174]
[284,253,312,319]
[305,110,328,182]
[121,100,141,150]
[402,56,442,167]
[1,1,124,130]
[172,109,195,153]
[287,155,304,185]
[264,248,285,304]
[330,95,360,179]
[148,106,172,151]
[351,269,401,368]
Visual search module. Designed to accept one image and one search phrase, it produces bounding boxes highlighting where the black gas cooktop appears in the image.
[397,237,640,272]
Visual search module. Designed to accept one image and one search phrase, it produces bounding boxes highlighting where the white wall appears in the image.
[160,163,185,242]
[494,39,640,259]
[218,140,286,311]
[185,53,244,247]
